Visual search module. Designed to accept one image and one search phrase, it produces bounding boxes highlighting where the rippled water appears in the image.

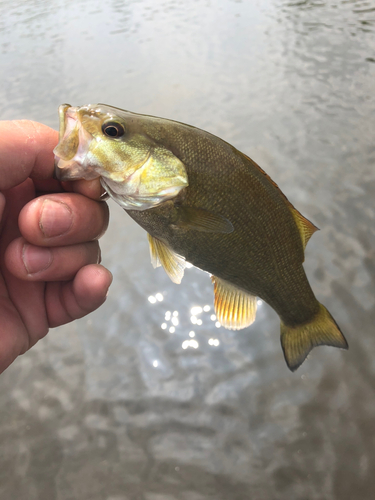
[1,0,375,498]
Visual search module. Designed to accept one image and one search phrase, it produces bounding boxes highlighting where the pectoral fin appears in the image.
[211,276,257,330]
[147,234,186,284]
[175,207,234,234]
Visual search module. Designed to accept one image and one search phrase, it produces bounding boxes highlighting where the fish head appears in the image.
[54,104,189,210]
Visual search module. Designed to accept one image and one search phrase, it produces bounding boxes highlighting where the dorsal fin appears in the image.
[240,152,287,197]
[240,152,318,251]
[211,276,257,330]
[147,234,186,284]
[289,206,319,251]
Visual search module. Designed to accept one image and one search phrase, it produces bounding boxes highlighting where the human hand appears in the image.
[0,120,112,374]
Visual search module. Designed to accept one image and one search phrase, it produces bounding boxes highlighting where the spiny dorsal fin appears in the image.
[175,206,234,234]
[289,207,319,251]
[240,152,318,251]
[147,234,186,284]
[211,276,257,330]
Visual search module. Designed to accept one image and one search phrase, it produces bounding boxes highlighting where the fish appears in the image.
[54,103,348,371]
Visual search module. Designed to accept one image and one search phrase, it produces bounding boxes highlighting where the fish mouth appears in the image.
[53,104,99,181]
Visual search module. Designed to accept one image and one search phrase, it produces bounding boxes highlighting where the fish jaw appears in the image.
[53,104,101,181]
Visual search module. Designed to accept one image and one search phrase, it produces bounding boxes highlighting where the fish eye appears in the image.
[102,121,125,138]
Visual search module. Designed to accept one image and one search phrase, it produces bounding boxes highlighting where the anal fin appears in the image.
[147,234,186,284]
[211,276,257,330]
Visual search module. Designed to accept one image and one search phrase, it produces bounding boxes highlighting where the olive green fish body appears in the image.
[125,130,319,327]
[54,104,348,371]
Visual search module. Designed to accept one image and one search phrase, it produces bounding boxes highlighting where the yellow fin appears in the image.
[147,234,185,284]
[280,303,348,372]
[289,207,319,251]
[175,207,234,234]
[211,276,257,330]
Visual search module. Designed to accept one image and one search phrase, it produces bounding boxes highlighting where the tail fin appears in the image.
[280,303,348,372]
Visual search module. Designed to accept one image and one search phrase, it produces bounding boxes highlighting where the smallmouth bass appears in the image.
[54,104,348,371]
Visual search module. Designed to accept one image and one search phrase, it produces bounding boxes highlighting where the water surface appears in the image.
[1,0,375,499]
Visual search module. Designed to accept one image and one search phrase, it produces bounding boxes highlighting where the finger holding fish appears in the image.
[70,178,105,200]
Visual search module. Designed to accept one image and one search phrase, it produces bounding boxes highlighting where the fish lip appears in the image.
[57,103,72,141]
[54,158,95,181]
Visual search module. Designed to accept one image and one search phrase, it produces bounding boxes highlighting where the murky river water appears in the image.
[1,0,375,498]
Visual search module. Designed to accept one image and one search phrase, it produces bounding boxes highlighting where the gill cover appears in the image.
[100,142,189,210]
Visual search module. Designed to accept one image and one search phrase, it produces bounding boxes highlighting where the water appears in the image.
[1,0,375,498]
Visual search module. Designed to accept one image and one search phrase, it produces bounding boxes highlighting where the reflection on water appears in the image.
[1,0,375,498]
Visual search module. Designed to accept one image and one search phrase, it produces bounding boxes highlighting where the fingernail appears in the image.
[22,244,52,274]
[40,199,73,238]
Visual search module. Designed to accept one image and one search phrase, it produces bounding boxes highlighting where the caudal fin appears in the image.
[280,303,348,372]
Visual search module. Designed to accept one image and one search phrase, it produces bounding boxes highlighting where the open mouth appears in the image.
[53,104,97,181]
